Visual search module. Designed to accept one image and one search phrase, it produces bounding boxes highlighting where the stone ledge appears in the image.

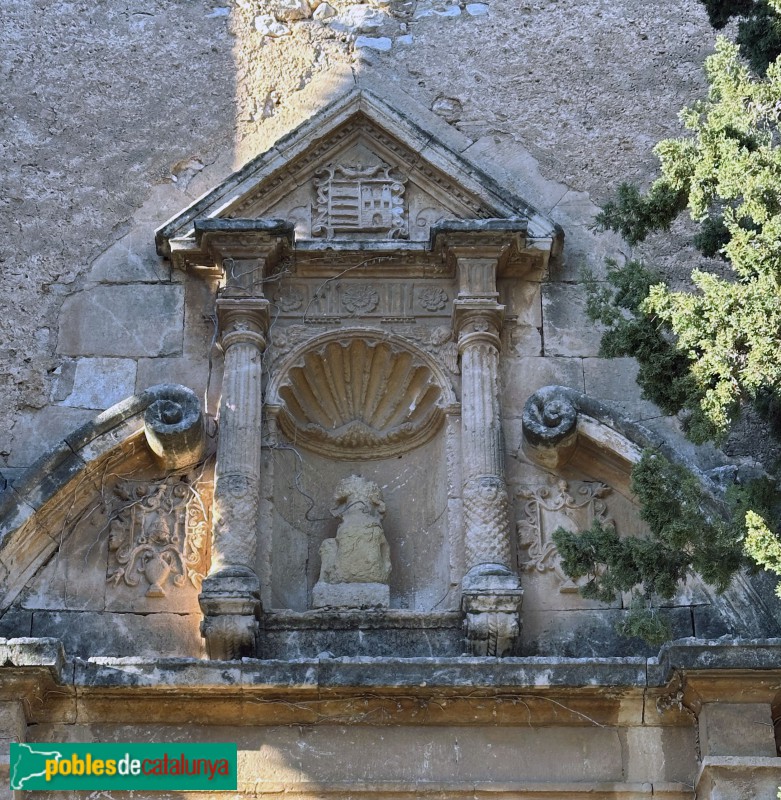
[234,780,692,798]
[696,756,781,800]
[655,636,781,679]
[2,637,781,692]
[263,610,463,630]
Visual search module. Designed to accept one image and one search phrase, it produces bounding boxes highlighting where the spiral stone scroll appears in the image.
[521,385,667,476]
[144,384,205,470]
[522,386,578,448]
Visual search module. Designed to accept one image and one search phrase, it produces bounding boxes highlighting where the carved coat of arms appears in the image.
[517,480,613,592]
[312,162,407,239]
[106,473,210,598]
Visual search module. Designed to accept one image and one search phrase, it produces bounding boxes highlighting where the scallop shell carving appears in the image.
[277,339,445,459]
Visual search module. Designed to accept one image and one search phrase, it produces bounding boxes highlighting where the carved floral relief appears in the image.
[341,284,380,314]
[417,286,449,312]
[516,480,613,592]
[106,472,210,599]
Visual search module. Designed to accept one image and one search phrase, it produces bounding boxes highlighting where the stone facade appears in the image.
[2,3,781,798]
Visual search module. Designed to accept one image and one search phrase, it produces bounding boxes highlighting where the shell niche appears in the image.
[276,338,445,459]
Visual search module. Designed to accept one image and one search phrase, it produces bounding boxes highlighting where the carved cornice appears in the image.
[433,220,549,280]
[169,219,293,281]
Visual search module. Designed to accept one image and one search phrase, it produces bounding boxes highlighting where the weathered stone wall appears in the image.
[2,0,722,483]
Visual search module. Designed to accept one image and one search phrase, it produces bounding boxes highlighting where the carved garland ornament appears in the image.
[107,472,210,598]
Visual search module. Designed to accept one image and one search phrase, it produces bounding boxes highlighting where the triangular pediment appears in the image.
[156,87,558,260]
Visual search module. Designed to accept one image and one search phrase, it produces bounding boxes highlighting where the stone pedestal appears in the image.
[312,582,390,609]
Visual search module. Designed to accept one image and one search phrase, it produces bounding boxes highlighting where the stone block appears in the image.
[56,285,184,357]
[699,703,776,757]
[0,702,25,742]
[462,136,569,214]
[501,356,584,419]
[260,611,464,659]
[312,581,389,608]
[521,606,693,658]
[622,725,697,785]
[7,407,94,469]
[696,756,781,800]
[583,357,662,421]
[30,610,205,659]
[508,323,543,356]
[0,608,32,639]
[238,724,623,784]
[541,283,604,357]
[58,357,136,409]
[692,604,732,639]
[549,188,603,229]
[550,227,626,283]
[499,279,542,325]
[87,226,171,283]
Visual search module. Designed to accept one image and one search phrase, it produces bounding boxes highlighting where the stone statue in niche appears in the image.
[312,475,392,609]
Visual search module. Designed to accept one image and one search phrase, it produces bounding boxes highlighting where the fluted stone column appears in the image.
[454,300,523,656]
[444,238,524,657]
[200,297,269,659]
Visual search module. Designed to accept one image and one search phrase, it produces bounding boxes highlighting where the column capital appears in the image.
[217,297,270,350]
[191,219,293,293]
[452,299,505,351]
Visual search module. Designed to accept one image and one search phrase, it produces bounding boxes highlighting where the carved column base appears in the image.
[462,564,523,657]
[199,567,261,660]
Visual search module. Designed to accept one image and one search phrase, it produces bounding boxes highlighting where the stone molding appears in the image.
[156,89,560,268]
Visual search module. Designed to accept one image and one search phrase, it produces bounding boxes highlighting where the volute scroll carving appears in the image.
[522,386,578,447]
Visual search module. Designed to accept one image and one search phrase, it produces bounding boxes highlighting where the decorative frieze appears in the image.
[341,284,380,314]
[269,281,453,319]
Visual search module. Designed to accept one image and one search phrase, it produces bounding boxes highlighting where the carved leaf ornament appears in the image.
[277,338,444,458]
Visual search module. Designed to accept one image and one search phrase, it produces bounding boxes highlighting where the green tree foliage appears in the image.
[566,32,781,643]
[552,452,780,644]
[698,0,781,74]
[596,38,781,440]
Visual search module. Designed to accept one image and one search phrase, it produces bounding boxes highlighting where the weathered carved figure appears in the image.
[312,475,392,608]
